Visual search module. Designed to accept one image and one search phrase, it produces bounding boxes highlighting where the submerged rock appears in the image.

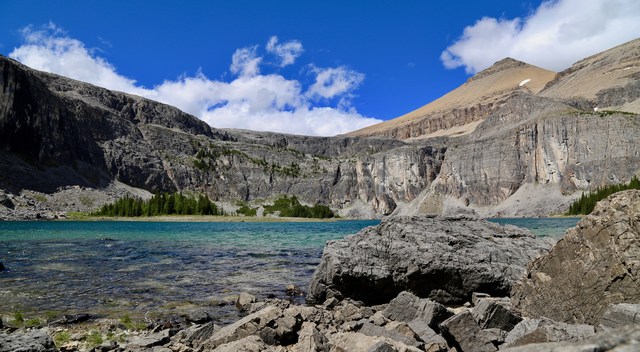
[307,215,552,305]
[511,190,640,325]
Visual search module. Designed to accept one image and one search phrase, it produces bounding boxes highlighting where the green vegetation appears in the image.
[193,144,302,177]
[86,330,104,348]
[53,331,71,347]
[264,195,335,218]
[578,109,637,118]
[12,311,24,326]
[93,192,222,217]
[236,201,258,216]
[567,176,640,215]
[120,313,148,331]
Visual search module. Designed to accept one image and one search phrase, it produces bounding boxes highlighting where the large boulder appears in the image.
[511,190,640,325]
[307,215,552,305]
[0,328,56,352]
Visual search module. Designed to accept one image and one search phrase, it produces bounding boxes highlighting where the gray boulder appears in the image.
[439,310,497,352]
[599,303,640,330]
[381,291,452,329]
[0,328,56,352]
[500,324,640,352]
[502,318,595,348]
[472,298,521,331]
[308,215,552,305]
[511,190,640,325]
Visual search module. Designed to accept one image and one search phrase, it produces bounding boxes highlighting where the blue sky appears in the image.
[1,0,639,136]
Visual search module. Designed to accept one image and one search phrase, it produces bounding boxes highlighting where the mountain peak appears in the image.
[468,57,530,82]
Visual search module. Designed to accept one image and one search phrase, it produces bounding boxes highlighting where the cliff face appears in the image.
[1,38,640,219]
[0,56,445,218]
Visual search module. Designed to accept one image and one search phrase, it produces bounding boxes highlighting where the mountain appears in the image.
[347,58,556,140]
[1,38,639,219]
[0,55,440,219]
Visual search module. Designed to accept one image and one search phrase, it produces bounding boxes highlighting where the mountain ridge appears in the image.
[1,39,640,219]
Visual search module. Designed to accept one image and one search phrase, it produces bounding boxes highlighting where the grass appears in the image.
[53,331,71,347]
[86,330,104,348]
[120,313,147,331]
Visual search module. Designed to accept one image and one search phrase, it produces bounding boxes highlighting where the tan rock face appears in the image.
[511,190,640,325]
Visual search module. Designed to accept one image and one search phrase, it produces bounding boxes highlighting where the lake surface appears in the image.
[0,217,579,323]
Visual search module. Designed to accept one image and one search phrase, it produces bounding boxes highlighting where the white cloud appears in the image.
[307,66,365,99]
[230,46,262,77]
[9,25,381,136]
[441,0,640,73]
[266,36,303,67]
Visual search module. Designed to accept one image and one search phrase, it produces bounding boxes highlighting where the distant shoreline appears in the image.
[63,214,360,222]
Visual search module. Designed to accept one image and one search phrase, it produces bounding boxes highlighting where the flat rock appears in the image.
[471,297,521,331]
[503,317,595,348]
[126,329,171,348]
[439,311,497,352]
[511,190,640,325]
[500,324,640,352]
[308,216,552,305]
[0,328,56,352]
[599,303,640,330]
[328,331,423,352]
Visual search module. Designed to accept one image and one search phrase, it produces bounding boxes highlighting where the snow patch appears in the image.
[518,78,531,87]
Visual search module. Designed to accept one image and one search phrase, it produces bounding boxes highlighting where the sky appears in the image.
[1,0,639,136]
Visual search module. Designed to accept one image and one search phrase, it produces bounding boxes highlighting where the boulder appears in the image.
[212,335,268,352]
[500,324,640,352]
[502,318,595,348]
[381,291,452,329]
[599,303,640,330]
[291,322,328,352]
[439,311,497,352]
[327,331,423,352]
[126,329,171,349]
[308,216,552,306]
[358,321,423,348]
[235,292,257,312]
[511,190,640,325]
[471,297,521,331]
[0,328,56,352]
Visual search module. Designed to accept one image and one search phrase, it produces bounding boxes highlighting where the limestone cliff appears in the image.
[1,38,640,219]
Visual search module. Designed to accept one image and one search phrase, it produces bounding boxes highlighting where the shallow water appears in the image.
[0,220,378,322]
[0,217,579,322]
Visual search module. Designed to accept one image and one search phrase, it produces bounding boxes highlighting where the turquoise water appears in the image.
[0,218,579,322]
[488,217,581,238]
[0,220,378,322]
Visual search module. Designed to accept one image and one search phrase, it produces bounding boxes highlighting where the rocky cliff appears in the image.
[1,38,640,218]
[0,55,446,218]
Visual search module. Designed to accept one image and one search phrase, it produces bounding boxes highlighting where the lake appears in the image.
[0,217,579,323]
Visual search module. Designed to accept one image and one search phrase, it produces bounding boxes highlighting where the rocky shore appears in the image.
[2,191,640,351]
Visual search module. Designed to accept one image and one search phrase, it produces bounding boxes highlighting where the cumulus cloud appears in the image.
[230,46,262,77]
[9,25,381,136]
[441,0,640,73]
[307,66,365,99]
[266,36,303,67]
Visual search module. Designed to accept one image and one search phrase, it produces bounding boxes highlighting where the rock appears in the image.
[235,292,257,312]
[308,216,551,306]
[126,329,171,349]
[202,305,301,349]
[212,335,268,352]
[511,190,640,325]
[0,192,13,209]
[358,321,422,348]
[0,328,56,352]
[172,321,218,348]
[381,291,452,329]
[286,284,304,297]
[500,324,640,352]
[291,322,328,352]
[502,318,595,348]
[182,309,212,324]
[599,303,640,330]
[439,311,497,352]
[51,313,92,325]
[327,332,423,352]
[471,297,521,331]
[406,319,448,349]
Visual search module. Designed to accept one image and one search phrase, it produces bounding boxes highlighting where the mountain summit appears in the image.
[347,58,556,140]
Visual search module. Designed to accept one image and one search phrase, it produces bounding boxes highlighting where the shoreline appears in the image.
[61,214,366,223]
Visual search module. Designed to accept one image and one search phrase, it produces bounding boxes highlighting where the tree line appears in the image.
[566,176,640,215]
[94,192,221,217]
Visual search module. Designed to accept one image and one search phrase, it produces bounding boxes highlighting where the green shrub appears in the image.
[53,331,71,347]
[264,195,334,219]
[567,176,640,215]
